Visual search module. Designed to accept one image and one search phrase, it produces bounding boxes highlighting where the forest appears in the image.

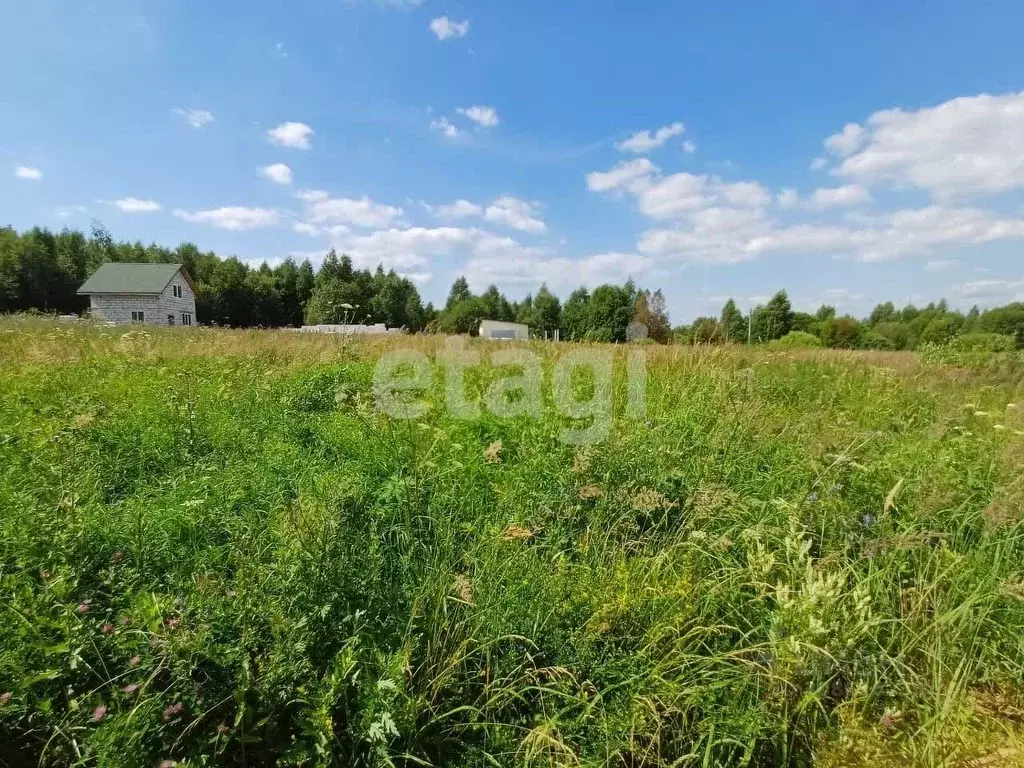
[2,223,1023,349]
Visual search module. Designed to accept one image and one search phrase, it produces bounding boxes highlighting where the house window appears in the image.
[181,313,192,326]
[172,285,183,298]
[131,311,145,323]
[167,314,175,326]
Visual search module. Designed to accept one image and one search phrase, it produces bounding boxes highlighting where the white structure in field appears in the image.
[78,263,197,327]
[479,319,529,340]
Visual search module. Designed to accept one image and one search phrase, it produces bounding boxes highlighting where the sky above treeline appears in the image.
[2,0,1024,321]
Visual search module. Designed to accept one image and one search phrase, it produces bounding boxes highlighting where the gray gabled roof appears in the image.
[78,263,191,295]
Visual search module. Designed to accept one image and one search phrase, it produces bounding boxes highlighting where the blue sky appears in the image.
[3,0,1024,321]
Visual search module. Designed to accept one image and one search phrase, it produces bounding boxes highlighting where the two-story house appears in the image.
[77,263,197,326]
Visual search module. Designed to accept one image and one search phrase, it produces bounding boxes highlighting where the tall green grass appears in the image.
[1,320,1023,766]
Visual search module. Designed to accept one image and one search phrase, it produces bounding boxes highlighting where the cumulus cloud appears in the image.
[268,121,314,149]
[431,117,462,139]
[638,205,1024,265]
[435,199,483,219]
[172,108,214,129]
[617,122,685,153]
[326,225,544,285]
[586,91,1024,275]
[484,197,545,233]
[114,198,162,213]
[430,196,545,233]
[174,206,279,230]
[430,17,470,40]
[832,91,1024,198]
[777,185,871,210]
[637,175,771,219]
[14,165,42,180]
[302,195,403,229]
[586,158,659,193]
[260,163,293,185]
[465,252,653,291]
[682,140,697,154]
[457,105,499,127]
[824,123,865,157]
[956,278,1024,301]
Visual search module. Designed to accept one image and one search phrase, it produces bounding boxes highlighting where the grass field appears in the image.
[1,318,1024,767]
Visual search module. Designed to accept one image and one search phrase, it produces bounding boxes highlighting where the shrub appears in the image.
[770,330,823,349]
[859,330,893,350]
[952,332,1017,353]
[919,333,1020,368]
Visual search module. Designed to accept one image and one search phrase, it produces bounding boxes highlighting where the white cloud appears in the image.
[808,185,871,209]
[637,174,770,219]
[719,180,772,208]
[682,140,697,154]
[303,195,403,228]
[431,117,462,139]
[114,198,162,213]
[824,123,865,157]
[327,225,543,284]
[925,259,956,272]
[456,105,499,127]
[638,205,1024,265]
[173,206,279,230]
[484,196,546,233]
[430,17,470,40]
[617,122,685,153]
[56,204,87,218]
[777,188,800,209]
[260,163,293,185]
[430,196,546,233]
[810,157,827,171]
[636,173,711,217]
[172,108,214,129]
[777,185,871,211]
[436,199,484,219]
[833,91,1024,198]
[465,252,653,291]
[586,158,659,193]
[295,188,328,202]
[14,165,42,180]
[956,279,1024,301]
[268,121,314,149]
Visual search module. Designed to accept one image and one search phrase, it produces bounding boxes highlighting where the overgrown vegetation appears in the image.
[1,318,1023,766]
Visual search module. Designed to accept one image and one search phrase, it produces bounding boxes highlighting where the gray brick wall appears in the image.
[88,272,197,326]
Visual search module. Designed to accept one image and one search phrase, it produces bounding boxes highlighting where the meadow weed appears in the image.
[0,317,1023,766]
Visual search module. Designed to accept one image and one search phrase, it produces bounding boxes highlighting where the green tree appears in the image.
[438,298,486,335]
[562,288,591,340]
[533,284,562,337]
[304,279,365,324]
[647,289,671,343]
[445,276,473,309]
[719,299,745,342]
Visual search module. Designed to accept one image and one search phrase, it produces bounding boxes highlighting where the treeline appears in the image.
[682,291,1024,350]
[0,225,431,329]
[3,224,1023,349]
[437,277,672,342]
